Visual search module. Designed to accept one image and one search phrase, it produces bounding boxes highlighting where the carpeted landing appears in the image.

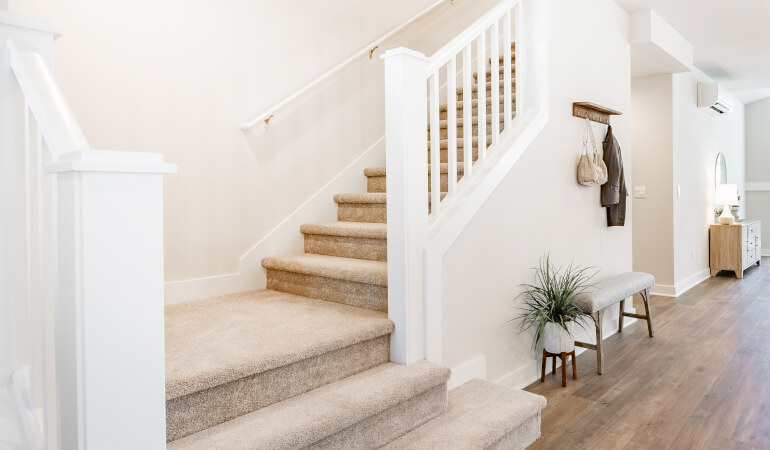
[165,45,546,449]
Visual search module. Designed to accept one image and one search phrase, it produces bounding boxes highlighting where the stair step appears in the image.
[165,289,393,441]
[366,165,469,194]
[428,135,493,150]
[300,221,387,261]
[456,79,516,96]
[431,121,503,140]
[381,379,547,450]
[439,95,508,112]
[263,253,388,310]
[473,64,516,80]
[334,192,387,223]
[167,361,451,450]
[430,147,479,164]
[439,101,512,120]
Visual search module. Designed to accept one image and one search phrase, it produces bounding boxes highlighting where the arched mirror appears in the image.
[715,153,727,186]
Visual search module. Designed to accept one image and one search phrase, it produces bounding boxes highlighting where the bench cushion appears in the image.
[573,272,655,314]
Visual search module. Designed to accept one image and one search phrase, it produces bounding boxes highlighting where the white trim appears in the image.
[0,11,62,38]
[650,268,710,298]
[164,137,386,304]
[448,355,487,390]
[762,249,770,257]
[745,182,770,192]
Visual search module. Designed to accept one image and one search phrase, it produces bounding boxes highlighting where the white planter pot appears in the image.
[543,321,574,353]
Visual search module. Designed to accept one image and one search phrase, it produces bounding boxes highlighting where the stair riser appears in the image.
[337,203,386,223]
[474,67,516,81]
[456,84,515,98]
[439,102,509,120]
[304,234,387,261]
[428,173,465,193]
[368,173,463,193]
[309,383,448,449]
[367,176,386,193]
[166,335,390,442]
[430,123,503,140]
[266,269,388,311]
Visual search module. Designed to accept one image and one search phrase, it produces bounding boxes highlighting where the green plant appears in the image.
[515,255,595,350]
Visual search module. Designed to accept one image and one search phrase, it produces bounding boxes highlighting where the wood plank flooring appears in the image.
[525,260,770,449]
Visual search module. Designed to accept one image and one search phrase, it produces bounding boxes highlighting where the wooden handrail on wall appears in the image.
[240,0,455,133]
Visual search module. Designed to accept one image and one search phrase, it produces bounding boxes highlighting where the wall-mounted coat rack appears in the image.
[573,102,622,125]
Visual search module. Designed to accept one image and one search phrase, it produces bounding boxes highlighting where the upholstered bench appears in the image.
[573,272,655,374]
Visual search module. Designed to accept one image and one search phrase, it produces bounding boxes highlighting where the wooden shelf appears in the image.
[573,102,623,125]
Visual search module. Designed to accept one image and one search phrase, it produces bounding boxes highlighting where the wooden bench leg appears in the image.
[552,354,556,375]
[595,310,604,375]
[541,348,547,382]
[572,351,577,380]
[618,299,626,332]
[561,352,567,387]
[641,288,654,337]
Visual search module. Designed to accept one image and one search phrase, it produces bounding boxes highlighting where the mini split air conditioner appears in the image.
[698,83,733,115]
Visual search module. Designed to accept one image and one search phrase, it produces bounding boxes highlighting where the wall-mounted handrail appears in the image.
[7,40,90,155]
[240,0,452,133]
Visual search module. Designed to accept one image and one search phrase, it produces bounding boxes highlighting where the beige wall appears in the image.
[9,0,499,283]
[631,74,675,286]
[745,98,770,254]
[441,0,633,387]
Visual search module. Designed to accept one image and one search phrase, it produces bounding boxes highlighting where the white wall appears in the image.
[630,69,745,295]
[440,0,633,387]
[631,74,674,287]
[9,0,500,288]
[745,98,770,254]
[672,71,744,288]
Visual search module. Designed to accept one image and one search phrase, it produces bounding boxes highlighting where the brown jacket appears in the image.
[601,126,627,226]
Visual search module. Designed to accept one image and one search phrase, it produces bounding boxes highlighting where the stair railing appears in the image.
[3,20,174,449]
[383,0,546,365]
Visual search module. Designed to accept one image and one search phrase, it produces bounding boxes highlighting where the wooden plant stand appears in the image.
[541,349,577,387]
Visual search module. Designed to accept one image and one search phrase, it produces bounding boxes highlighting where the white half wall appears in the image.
[441,0,633,387]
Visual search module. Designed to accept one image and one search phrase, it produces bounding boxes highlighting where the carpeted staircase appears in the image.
[165,46,546,449]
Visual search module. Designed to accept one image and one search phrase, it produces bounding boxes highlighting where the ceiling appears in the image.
[615,0,770,104]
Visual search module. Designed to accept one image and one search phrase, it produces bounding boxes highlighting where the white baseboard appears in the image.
[762,249,770,257]
[492,315,638,390]
[650,268,710,298]
[448,355,487,390]
[164,137,385,304]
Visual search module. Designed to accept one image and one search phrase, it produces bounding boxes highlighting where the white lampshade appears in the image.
[715,184,738,206]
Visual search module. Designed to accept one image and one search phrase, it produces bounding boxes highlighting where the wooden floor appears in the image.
[525,259,770,449]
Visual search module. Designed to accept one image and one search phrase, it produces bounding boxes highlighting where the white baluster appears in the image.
[446,58,457,196]
[503,11,512,129]
[514,3,523,118]
[491,20,500,146]
[477,31,487,162]
[430,72,441,216]
[462,44,472,178]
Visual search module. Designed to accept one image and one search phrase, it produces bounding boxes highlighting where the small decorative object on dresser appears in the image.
[710,220,761,279]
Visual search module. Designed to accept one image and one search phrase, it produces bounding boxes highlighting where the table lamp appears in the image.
[715,183,738,225]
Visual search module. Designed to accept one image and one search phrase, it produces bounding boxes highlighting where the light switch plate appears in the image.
[634,186,646,198]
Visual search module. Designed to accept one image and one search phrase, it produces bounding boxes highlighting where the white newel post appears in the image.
[49,150,175,449]
[382,48,429,364]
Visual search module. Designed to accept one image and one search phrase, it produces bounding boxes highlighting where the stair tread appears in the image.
[366,164,467,175]
[165,289,393,400]
[439,96,509,112]
[262,253,388,286]
[429,114,504,130]
[381,379,546,449]
[167,361,450,450]
[456,79,516,95]
[334,192,387,204]
[300,221,387,239]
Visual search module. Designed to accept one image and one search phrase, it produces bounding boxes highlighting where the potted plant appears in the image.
[515,255,595,353]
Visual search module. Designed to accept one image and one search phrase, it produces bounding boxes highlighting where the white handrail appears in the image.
[426,0,515,74]
[240,0,451,132]
[7,40,90,155]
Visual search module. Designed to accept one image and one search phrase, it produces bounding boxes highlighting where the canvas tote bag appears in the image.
[577,117,608,185]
